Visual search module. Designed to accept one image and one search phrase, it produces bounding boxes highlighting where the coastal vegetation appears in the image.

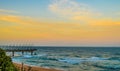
[0,48,18,71]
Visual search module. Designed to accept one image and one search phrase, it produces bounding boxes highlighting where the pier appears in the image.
[0,46,37,56]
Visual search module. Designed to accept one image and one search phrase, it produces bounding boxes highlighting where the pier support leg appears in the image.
[12,51,14,57]
[22,51,24,55]
[31,51,33,55]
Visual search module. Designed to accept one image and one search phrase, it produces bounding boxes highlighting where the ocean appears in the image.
[11,47,120,71]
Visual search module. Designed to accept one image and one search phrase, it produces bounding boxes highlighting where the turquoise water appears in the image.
[12,47,120,71]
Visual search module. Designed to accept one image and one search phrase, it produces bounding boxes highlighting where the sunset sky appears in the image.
[0,0,120,46]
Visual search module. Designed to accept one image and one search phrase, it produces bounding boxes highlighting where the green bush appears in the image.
[0,48,18,71]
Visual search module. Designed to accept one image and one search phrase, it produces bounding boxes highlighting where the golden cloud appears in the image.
[0,14,120,42]
[0,9,19,14]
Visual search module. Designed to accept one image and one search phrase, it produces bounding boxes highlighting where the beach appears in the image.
[13,63,61,71]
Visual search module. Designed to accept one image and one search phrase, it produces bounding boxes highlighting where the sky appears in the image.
[0,0,120,46]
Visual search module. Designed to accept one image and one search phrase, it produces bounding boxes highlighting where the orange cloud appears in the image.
[0,9,19,14]
[0,14,120,44]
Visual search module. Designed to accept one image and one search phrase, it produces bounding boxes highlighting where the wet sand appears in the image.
[13,63,62,71]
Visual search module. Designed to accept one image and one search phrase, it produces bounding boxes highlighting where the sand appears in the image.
[13,63,62,71]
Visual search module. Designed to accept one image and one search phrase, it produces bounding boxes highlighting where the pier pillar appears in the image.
[31,51,33,55]
[12,51,14,57]
[22,51,24,55]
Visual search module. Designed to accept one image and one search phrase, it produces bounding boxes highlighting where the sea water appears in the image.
[11,47,120,71]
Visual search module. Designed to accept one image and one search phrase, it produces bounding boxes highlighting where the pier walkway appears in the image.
[0,46,37,56]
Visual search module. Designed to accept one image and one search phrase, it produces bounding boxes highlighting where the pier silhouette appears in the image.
[0,46,37,56]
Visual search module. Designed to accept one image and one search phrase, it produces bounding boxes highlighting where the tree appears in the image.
[0,48,18,71]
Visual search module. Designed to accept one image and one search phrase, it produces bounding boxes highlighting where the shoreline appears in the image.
[13,62,62,71]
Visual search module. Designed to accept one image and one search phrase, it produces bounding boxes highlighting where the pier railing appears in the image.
[0,46,37,56]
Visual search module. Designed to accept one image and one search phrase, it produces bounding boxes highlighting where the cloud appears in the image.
[0,14,120,45]
[49,0,100,20]
[49,0,120,27]
[116,12,120,15]
[0,15,39,26]
[0,9,19,14]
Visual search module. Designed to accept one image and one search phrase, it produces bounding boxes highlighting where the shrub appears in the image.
[0,48,18,71]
